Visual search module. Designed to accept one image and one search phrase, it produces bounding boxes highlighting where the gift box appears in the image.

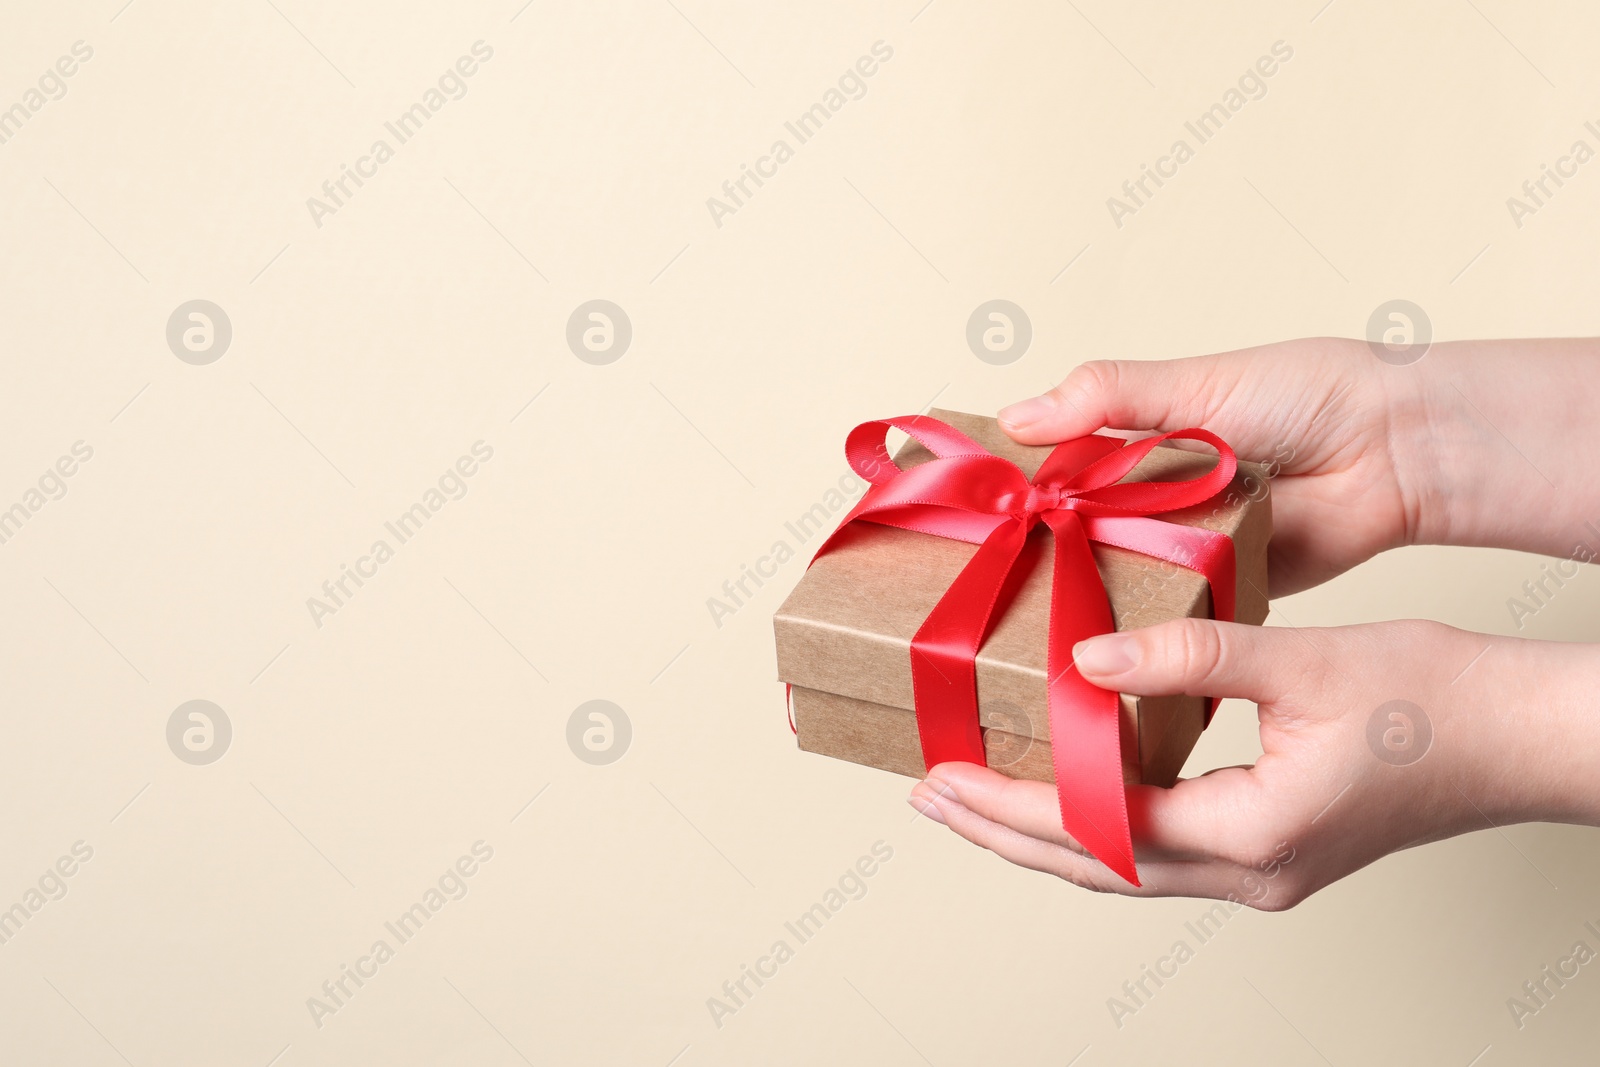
[773,409,1271,880]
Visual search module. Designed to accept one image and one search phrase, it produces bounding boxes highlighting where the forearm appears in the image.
[1465,632,1600,827]
[1391,338,1600,557]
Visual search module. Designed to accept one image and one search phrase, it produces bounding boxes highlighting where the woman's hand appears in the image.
[906,618,1600,907]
[997,337,1423,597]
[996,336,1600,597]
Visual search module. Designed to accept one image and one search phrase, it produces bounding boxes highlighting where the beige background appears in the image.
[1,0,1598,1063]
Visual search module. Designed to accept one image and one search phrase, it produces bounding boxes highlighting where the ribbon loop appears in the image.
[809,416,1240,886]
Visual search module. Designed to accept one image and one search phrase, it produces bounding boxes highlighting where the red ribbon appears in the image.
[810,415,1238,886]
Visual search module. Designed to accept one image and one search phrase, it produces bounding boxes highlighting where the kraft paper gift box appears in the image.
[773,409,1272,790]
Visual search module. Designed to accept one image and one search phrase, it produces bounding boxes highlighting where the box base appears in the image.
[792,685,1204,788]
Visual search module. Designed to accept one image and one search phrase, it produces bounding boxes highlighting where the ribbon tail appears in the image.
[909,519,1029,770]
[1041,511,1140,887]
[1081,515,1237,725]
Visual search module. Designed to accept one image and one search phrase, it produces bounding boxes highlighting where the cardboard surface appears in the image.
[775,408,1271,785]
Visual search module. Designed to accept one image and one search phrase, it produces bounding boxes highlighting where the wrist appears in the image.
[1382,338,1600,554]
[1367,346,1450,550]
[1462,636,1600,827]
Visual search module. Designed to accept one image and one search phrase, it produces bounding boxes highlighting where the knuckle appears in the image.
[1393,618,1459,654]
[1057,860,1118,895]
[1160,618,1226,686]
[1056,359,1121,412]
[1250,873,1310,912]
[1051,827,1094,860]
[1246,891,1293,913]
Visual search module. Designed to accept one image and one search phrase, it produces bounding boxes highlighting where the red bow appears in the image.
[811,415,1239,886]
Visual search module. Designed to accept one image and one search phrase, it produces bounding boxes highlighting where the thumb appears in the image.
[998,354,1240,445]
[1072,618,1317,705]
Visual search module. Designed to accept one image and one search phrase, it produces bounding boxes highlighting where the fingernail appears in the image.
[924,777,956,804]
[1074,634,1138,676]
[998,393,1058,430]
[907,789,947,824]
